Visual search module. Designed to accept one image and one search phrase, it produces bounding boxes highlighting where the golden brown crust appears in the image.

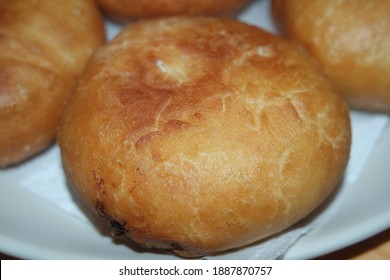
[58,17,351,257]
[0,0,105,167]
[96,0,251,21]
[272,0,390,113]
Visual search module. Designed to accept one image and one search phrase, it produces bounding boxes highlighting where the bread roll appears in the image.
[272,0,390,113]
[58,17,351,257]
[96,0,251,21]
[0,0,105,167]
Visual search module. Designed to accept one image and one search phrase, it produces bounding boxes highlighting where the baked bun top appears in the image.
[58,17,351,257]
[272,0,390,113]
[0,0,105,167]
[96,0,251,21]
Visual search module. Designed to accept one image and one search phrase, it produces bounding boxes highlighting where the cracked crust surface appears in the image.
[58,17,351,257]
[272,0,390,113]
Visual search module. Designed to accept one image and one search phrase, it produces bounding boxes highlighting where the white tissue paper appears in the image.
[1,0,389,259]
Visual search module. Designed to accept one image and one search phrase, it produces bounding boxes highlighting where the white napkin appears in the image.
[1,0,389,259]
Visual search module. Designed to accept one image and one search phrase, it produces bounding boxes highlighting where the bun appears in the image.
[58,17,351,257]
[0,0,105,167]
[96,0,251,21]
[272,0,390,113]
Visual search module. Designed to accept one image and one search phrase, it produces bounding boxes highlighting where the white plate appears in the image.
[1,0,389,260]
